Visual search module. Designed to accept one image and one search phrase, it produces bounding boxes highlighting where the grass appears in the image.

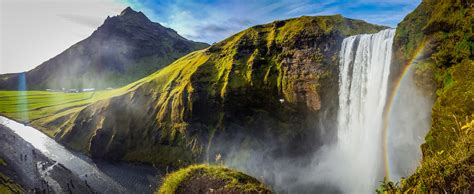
[158,164,272,194]
[0,157,24,194]
[0,66,162,136]
[387,0,473,192]
[377,116,473,193]
[401,116,473,192]
[0,173,24,194]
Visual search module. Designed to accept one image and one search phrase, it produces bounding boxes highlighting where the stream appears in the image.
[0,116,161,194]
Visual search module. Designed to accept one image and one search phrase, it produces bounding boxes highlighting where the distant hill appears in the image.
[0,7,209,90]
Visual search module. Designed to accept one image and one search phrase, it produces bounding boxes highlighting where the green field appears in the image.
[0,90,114,120]
[0,70,163,136]
[0,89,127,137]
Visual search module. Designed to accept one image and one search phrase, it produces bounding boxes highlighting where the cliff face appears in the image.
[39,15,385,166]
[389,0,473,192]
[0,7,208,90]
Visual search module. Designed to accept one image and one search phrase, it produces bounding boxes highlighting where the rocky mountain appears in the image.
[0,7,209,90]
[32,15,385,167]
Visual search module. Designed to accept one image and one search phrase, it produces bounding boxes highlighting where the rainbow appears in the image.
[382,39,428,180]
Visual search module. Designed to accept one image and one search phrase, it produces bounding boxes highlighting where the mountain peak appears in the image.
[113,6,151,24]
[120,6,137,16]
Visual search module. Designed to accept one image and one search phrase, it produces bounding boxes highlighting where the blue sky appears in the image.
[122,0,421,43]
[1,0,420,74]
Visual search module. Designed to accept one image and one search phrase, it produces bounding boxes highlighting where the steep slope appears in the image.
[33,15,385,167]
[383,0,473,192]
[0,7,208,90]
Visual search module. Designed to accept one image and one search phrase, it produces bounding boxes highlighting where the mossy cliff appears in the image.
[158,164,272,194]
[387,0,473,192]
[40,15,385,167]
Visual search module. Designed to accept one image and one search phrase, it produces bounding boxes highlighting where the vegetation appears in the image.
[158,164,272,194]
[0,74,151,136]
[389,0,473,192]
[0,15,385,167]
[0,158,24,194]
[401,117,473,192]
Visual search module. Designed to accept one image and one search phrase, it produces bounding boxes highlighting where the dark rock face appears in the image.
[0,7,209,90]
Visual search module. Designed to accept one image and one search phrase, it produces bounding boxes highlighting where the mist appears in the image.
[386,57,435,181]
[217,29,435,193]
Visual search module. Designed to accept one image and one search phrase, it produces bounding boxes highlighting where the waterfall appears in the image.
[306,29,396,193]
[338,28,395,192]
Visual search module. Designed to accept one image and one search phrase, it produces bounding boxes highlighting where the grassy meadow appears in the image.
[0,69,165,136]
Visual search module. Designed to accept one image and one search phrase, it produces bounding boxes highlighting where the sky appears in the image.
[0,0,420,74]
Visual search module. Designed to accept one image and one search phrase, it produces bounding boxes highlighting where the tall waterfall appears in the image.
[337,28,395,192]
[306,29,396,193]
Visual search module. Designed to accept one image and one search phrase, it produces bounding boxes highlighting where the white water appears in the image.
[0,116,127,193]
[337,29,395,189]
[307,29,396,193]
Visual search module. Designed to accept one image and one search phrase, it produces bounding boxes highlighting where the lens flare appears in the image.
[17,72,29,122]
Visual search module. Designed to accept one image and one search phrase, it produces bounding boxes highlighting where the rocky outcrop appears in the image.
[0,7,208,90]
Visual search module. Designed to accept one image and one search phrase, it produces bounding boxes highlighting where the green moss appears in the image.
[0,159,24,194]
[389,0,473,192]
[158,164,272,194]
[0,174,23,194]
[400,117,474,193]
[0,158,6,167]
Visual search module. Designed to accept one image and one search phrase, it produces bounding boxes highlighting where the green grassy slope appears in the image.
[0,73,157,136]
[0,15,385,166]
[380,0,473,192]
[158,164,272,194]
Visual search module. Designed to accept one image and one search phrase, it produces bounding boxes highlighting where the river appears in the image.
[0,116,161,194]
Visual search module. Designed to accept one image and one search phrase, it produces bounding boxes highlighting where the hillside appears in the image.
[381,0,473,192]
[0,7,208,90]
[19,15,385,167]
[158,164,272,193]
